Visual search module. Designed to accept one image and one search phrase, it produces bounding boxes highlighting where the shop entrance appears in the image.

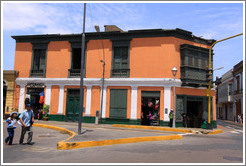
[187,101,203,128]
[141,91,160,126]
[26,87,44,119]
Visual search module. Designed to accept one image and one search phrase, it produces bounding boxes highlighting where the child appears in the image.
[5,112,18,145]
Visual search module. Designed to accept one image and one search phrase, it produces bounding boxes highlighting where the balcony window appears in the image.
[180,44,212,87]
[111,39,131,78]
[68,42,86,77]
[30,43,48,77]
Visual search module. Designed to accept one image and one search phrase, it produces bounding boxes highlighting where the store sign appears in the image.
[27,82,45,87]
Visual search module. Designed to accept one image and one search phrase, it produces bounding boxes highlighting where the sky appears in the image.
[2,2,244,79]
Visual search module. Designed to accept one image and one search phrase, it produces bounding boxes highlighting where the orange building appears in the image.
[12,26,217,128]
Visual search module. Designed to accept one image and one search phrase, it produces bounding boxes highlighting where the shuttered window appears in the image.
[109,89,127,118]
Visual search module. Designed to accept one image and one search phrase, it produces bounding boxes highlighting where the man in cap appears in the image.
[19,104,34,145]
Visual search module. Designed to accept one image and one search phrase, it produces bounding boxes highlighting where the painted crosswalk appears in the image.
[230,130,243,134]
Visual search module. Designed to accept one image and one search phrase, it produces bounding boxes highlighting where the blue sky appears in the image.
[2,2,244,78]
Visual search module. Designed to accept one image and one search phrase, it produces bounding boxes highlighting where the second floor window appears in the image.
[30,43,48,77]
[111,40,131,78]
[32,49,46,71]
[68,42,86,77]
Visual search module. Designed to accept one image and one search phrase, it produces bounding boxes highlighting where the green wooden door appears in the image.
[65,89,84,122]
[109,89,127,118]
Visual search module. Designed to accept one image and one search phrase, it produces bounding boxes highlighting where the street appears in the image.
[3,119,243,163]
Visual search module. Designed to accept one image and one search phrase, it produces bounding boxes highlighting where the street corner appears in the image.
[57,134,183,150]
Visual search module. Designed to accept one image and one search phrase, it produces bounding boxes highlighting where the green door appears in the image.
[65,89,84,122]
[109,89,127,118]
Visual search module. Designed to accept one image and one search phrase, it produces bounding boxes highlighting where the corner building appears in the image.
[12,27,217,127]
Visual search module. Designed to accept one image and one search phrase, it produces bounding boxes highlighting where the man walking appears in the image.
[19,104,34,145]
[169,110,173,127]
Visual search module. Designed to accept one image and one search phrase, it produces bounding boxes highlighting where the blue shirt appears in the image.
[19,109,34,127]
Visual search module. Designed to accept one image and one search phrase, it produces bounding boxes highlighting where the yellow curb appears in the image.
[57,134,182,150]
[207,129,223,135]
[33,123,76,142]
[33,123,182,150]
[113,124,195,133]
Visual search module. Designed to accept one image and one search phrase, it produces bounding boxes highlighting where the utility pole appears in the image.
[207,33,243,129]
[78,3,86,135]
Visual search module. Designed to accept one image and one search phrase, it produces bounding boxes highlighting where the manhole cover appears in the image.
[223,156,243,162]
[22,146,53,153]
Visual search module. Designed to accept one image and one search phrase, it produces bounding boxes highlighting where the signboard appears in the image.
[27,82,45,87]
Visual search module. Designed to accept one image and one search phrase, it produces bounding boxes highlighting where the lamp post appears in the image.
[172,66,178,128]
[94,25,105,124]
[78,3,86,135]
[207,33,243,129]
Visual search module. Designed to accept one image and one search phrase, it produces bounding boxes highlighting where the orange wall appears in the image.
[50,85,59,114]
[137,87,164,120]
[130,37,210,78]
[106,86,131,118]
[63,86,87,115]
[90,86,101,117]
[14,43,32,78]
[86,39,112,78]
[13,85,20,110]
[46,41,71,78]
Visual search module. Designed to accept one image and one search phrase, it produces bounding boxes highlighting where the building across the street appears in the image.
[3,70,19,118]
[232,60,243,123]
[216,60,243,123]
[217,69,234,121]
[11,25,217,127]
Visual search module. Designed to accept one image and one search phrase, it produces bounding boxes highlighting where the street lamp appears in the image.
[207,33,243,129]
[172,66,178,128]
[94,25,105,124]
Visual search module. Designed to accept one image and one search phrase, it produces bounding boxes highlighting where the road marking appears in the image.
[178,133,193,136]
[230,131,242,134]
[226,126,233,129]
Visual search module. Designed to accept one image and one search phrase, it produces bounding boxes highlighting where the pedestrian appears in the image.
[238,114,241,124]
[19,104,35,145]
[169,110,173,127]
[148,112,153,126]
[181,112,188,127]
[5,112,18,145]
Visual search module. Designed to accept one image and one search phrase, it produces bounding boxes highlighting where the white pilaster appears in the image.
[131,86,138,119]
[85,85,92,116]
[45,85,51,107]
[57,85,64,115]
[18,84,26,113]
[101,86,107,118]
[164,86,171,121]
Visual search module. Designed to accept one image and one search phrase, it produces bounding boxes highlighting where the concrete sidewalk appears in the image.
[33,120,183,150]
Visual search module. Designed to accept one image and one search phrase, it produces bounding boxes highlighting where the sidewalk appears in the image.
[33,120,183,150]
[220,119,243,127]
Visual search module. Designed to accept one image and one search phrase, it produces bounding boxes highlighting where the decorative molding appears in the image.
[15,78,182,87]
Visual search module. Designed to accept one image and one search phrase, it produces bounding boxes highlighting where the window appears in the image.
[109,89,127,118]
[111,40,130,77]
[30,43,48,77]
[68,42,86,77]
[180,44,211,87]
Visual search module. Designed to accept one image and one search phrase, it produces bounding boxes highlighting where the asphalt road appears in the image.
[2,120,244,164]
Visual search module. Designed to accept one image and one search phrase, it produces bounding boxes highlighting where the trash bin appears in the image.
[95,110,99,125]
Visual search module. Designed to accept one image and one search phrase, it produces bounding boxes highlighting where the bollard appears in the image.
[95,110,99,125]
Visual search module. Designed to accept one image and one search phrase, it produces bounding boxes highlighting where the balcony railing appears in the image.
[68,69,86,77]
[234,89,243,95]
[30,69,46,77]
[111,69,130,78]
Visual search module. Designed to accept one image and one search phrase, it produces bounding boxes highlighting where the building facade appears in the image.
[3,70,19,117]
[232,60,243,122]
[217,69,234,121]
[12,26,217,127]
